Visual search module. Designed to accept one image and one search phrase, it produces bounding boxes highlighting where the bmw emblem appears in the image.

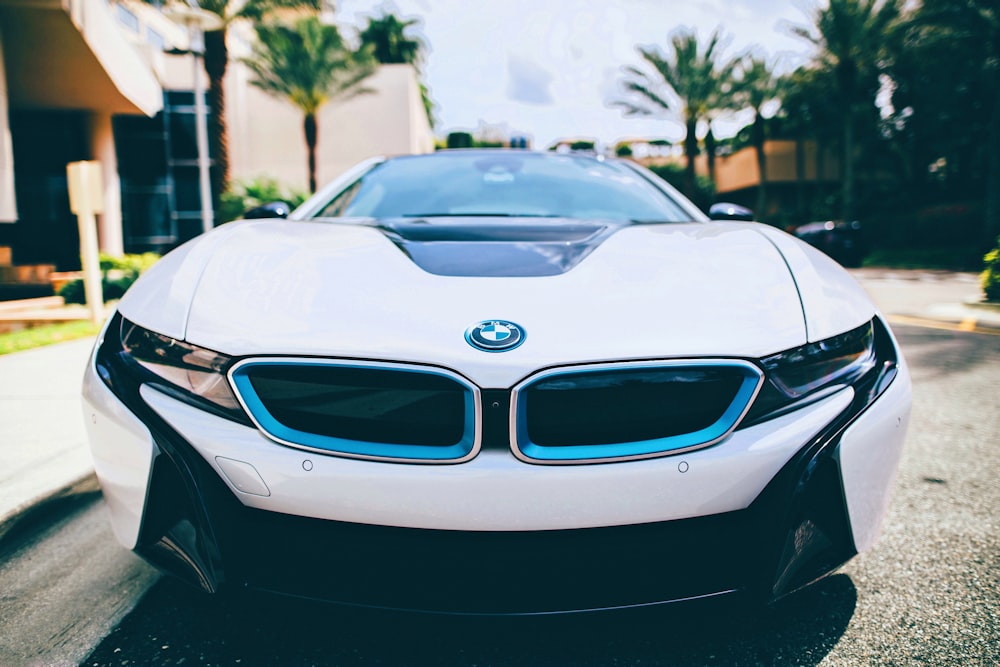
[465,320,525,352]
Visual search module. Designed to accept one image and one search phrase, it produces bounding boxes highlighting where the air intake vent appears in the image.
[230,360,479,462]
[511,361,762,463]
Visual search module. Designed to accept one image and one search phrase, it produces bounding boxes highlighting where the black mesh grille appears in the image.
[245,365,467,446]
[523,367,747,447]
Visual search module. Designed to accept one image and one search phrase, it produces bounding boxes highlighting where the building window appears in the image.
[115,4,140,33]
[146,27,165,51]
[114,90,215,254]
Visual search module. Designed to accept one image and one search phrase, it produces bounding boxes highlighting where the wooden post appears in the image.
[67,161,105,325]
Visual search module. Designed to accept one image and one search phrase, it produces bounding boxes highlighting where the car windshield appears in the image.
[309,152,692,222]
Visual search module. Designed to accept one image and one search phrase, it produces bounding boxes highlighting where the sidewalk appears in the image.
[0,336,98,540]
[850,269,1000,334]
[0,270,997,543]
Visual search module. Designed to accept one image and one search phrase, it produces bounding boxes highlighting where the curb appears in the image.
[886,314,1000,336]
[962,299,1000,314]
[0,470,99,544]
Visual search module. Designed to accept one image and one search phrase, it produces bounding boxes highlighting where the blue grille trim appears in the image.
[229,359,480,463]
[510,360,764,464]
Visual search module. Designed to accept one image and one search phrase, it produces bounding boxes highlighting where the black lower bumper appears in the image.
[130,417,858,614]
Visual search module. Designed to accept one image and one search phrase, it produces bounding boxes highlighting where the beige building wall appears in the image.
[714,140,841,194]
[226,62,434,192]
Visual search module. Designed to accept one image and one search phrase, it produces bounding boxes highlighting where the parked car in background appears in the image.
[83,151,909,614]
[792,220,866,267]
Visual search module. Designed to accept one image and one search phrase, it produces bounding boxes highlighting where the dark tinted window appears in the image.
[313,152,690,222]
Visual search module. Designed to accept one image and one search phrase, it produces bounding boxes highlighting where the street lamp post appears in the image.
[164,1,223,236]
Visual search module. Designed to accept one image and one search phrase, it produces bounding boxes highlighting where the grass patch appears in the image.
[0,320,100,355]
[862,246,986,272]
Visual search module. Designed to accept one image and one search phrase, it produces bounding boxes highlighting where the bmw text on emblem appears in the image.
[465,320,525,352]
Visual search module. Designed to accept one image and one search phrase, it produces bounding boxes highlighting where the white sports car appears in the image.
[83,150,911,614]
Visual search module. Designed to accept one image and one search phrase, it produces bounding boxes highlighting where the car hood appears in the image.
[119,219,874,388]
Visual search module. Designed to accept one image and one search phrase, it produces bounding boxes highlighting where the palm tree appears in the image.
[243,17,376,193]
[187,0,320,209]
[734,54,779,215]
[789,0,903,221]
[359,13,423,65]
[359,12,435,127]
[616,27,737,198]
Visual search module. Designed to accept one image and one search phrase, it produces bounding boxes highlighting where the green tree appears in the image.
[359,13,423,64]
[243,18,376,193]
[733,54,779,215]
[890,0,1000,243]
[777,67,842,220]
[616,27,737,198]
[790,0,904,222]
[359,12,435,127]
[190,0,320,212]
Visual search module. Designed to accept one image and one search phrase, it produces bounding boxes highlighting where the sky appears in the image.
[336,0,821,149]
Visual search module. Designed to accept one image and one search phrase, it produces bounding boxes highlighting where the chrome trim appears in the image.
[509,359,765,465]
[228,357,482,464]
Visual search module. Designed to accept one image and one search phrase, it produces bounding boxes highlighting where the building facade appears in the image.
[0,0,432,297]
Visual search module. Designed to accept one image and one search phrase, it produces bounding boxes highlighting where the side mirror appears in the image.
[243,201,290,219]
[708,202,754,222]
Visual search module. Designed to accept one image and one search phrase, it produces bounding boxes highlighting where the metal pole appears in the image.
[191,26,214,235]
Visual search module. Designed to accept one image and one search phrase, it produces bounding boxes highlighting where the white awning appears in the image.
[0,0,163,116]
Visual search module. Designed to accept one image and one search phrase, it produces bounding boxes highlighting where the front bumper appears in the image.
[82,318,911,614]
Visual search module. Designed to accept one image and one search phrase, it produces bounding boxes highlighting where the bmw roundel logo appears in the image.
[465,320,525,352]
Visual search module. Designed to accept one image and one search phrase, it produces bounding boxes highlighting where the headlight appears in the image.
[762,321,876,399]
[745,320,888,425]
[97,314,245,422]
[120,320,241,411]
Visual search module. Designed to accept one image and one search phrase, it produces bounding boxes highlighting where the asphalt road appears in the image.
[1,323,997,666]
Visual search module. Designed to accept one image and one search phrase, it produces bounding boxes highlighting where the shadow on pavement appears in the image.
[84,572,857,666]
[893,324,999,381]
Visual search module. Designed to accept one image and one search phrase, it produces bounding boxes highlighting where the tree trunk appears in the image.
[753,110,767,216]
[304,113,318,194]
[705,124,717,190]
[795,133,806,221]
[842,109,854,222]
[816,138,826,213]
[683,115,697,199]
[985,83,1000,243]
[204,29,229,212]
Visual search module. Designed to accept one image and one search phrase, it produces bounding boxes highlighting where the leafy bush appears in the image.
[983,239,1000,302]
[59,252,160,304]
[646,163,715,212]
[218,178,308,224]
[446,132,473,149]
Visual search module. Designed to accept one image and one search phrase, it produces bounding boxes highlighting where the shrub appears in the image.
[646,163,715,212]
[59,252,160,304]
[218,177,308,224]
[983,239,1000,302]
[446,132,473,149]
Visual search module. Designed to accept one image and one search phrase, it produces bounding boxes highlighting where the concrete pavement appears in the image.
[0,269,997,545]
[851,268,1000,334]
[0,336,98,540]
